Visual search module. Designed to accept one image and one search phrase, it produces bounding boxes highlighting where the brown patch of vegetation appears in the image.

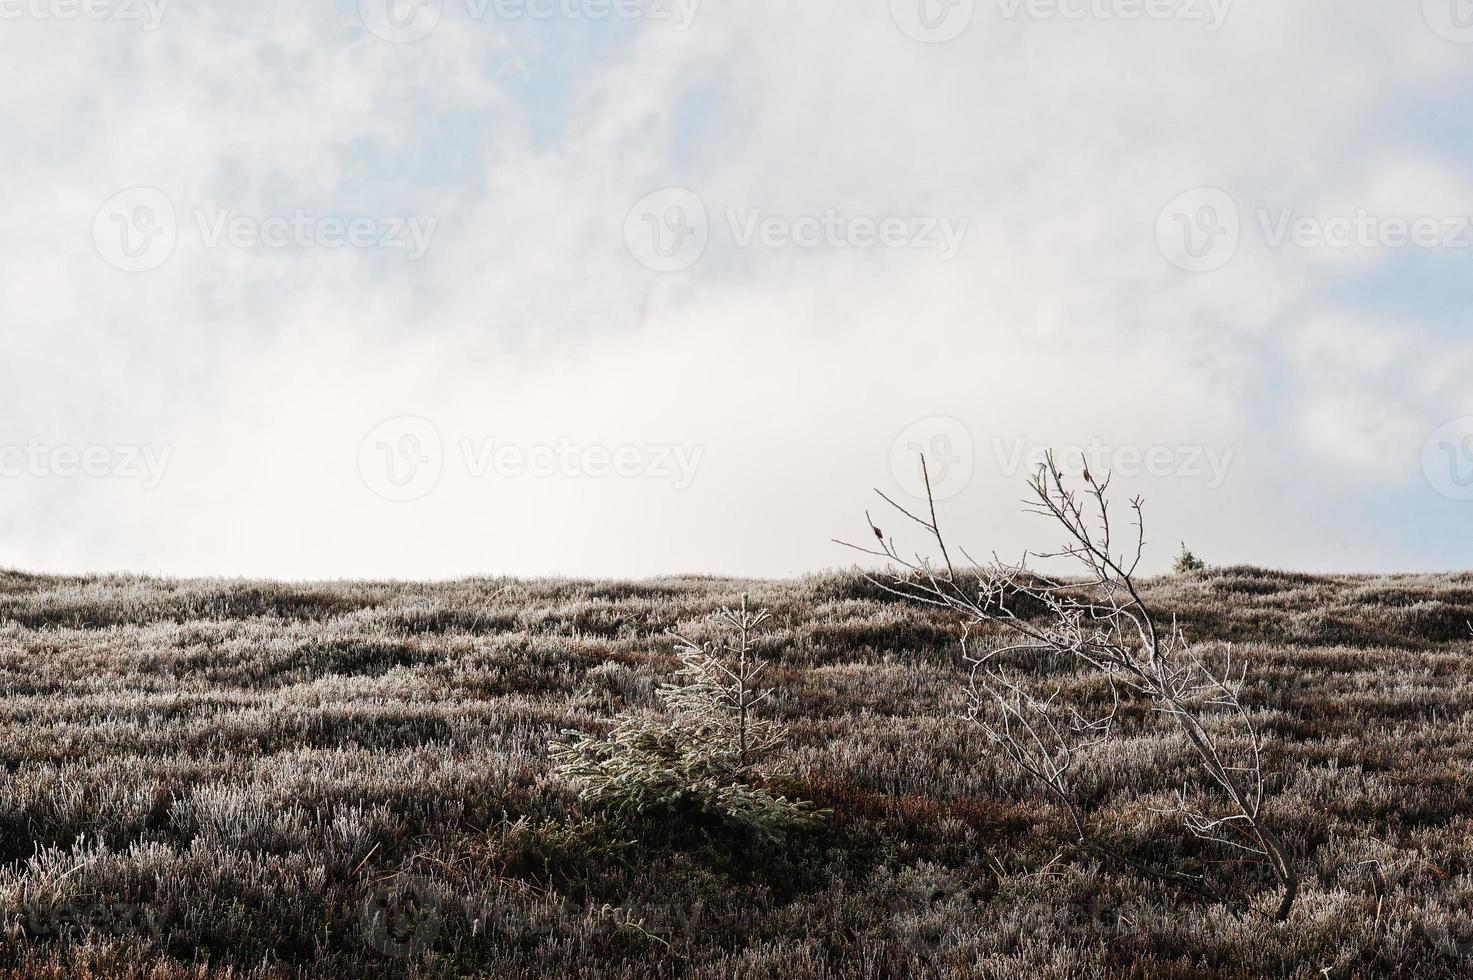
[0,570,1470,976]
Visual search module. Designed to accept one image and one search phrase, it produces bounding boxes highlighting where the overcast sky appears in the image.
[2,0,1472,580]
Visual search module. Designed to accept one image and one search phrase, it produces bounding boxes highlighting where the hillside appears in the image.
[0,567,1471,978]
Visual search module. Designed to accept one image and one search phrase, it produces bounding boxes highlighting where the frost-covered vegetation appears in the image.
[1,567,1473,977]
[553,596,818,842]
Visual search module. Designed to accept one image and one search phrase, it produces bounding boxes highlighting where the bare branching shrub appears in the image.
[845,452,1299,921]
[552,597,816,842]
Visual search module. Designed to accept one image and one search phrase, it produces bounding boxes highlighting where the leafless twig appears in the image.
[839,450,1298,921]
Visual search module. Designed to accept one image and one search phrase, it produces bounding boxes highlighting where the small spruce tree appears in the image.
[1173,541,1206,574]
[552,596,815,842]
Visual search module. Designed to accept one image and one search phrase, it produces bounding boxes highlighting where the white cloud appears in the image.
[1288,314,1408,377]
[0,0,1468,577]
[1295,391,1424,480]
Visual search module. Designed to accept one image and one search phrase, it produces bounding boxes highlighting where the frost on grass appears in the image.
[0,570,1472,976]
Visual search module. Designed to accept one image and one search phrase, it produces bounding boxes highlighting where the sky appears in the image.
[2,0,1473,580]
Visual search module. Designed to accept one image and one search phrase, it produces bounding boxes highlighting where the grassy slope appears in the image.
[0,567,1471,978]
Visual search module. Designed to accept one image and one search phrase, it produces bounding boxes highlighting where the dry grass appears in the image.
[0,567,1471,977]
